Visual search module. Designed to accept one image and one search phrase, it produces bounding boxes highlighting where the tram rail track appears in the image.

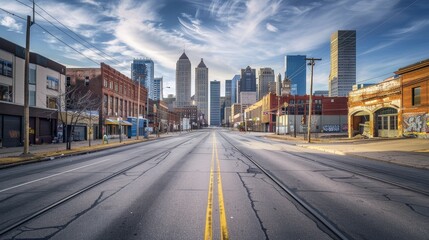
[218,132,350,240]
[0,132,209,237]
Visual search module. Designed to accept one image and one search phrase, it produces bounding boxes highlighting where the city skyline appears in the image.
[1,0,428,97]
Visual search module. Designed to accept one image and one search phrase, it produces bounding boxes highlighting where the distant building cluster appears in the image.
[0,27,428,147]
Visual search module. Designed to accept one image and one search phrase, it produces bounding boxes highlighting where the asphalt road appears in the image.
[0,129,428,239]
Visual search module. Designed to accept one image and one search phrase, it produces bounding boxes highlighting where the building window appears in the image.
[0,84,13,102]
[103,94,108,114]
[109,96,113,115]
[47,76,59,90]
[109,81,113,89]
[0,58,13,78]
[412,87,421,106]
[29,64,36,84]
[29,85,36,106]
[46,96,57,109]
[104,79,108,88]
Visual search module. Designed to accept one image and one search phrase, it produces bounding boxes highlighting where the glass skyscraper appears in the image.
[329,30,356,97]
[210,80,220,126]
[153,77,163,100]
[231,74,240,104]
[285,55,306,95]
[131,58,154,99]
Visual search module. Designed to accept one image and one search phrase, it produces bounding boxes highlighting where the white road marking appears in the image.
[0,158,112,193]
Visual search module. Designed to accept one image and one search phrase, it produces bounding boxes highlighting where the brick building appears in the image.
[67,63,147,139]
[396,59,429,137]
[245,92,348,133]
[348,76,401,138]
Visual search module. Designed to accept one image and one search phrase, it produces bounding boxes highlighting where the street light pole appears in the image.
[294,94,297,138]
[136,77,140,140]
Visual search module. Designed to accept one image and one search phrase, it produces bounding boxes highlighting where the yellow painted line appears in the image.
[204,134,215,240]
[215,134,229,240]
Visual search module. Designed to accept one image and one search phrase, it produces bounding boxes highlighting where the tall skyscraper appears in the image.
[210,80,221,126]
[285,55,306,95]
[225,80,232,107]
[276,73,282,96]
[153,77,163,100]
[258,67,275,100]
[176,51,192,107]
[231,74,240,104]
[329,30,356,97]
[131,58,154,99]
[222,80,232,124]
[240,66,256,92]
[195,58,208,122]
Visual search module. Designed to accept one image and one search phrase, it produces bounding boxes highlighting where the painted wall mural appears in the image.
[403,113,427,133]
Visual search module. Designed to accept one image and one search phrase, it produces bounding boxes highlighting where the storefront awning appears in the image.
[105,119,119,125]
[120,120,133,126]
[105,118,133,126]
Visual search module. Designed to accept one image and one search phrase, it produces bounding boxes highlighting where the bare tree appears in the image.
[57,84,100,150]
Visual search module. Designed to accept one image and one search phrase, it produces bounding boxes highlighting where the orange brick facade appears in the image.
[396,59,429,137]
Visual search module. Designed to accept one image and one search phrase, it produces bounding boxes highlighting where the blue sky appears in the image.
[1,0,428,97]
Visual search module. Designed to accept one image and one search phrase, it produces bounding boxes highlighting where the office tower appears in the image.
[231,74,240,104]
[240,66,256,92]
[276,73,282,96]
[176,51,192,107]
[225,80,232,107]
[131,58,154,98]
[153,77,163,100]
[285,55,306,95]
[195,58,208,122]
[220,96,225,125]
[210,80,221,126]
[258,67,275,100]
[329,30,356,97]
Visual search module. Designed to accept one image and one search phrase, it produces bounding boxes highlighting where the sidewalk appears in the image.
[0,132,181,167]
[266,134,429,170]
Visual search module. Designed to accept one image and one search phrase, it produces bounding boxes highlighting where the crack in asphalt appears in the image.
[236,172,269,240]
[405,203,429,217]
[8,149,174,239]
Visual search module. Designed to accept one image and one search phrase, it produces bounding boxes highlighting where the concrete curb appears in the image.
[296,144,429,170]
[0,138,153,169]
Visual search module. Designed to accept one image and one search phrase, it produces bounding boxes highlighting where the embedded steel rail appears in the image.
[218,132,350,240]
[279,145,429,197]
[0,132,209,236]
[249,135,429,197]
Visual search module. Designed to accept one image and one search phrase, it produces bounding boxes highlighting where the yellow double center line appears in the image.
[205,133,229,240]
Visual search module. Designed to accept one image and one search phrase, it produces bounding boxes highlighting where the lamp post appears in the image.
[136,76,141,140]
[294,94,297,138]
[116,112,122,143]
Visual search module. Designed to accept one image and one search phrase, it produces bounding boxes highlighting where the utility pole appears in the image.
[23,1,35,155]
[306,57,322,143]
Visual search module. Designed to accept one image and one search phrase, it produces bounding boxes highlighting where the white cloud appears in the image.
[80,0,101,7]
[0,16,23,33]
[1,0,413,95]
[388,20,429,36]
[266,23,278,32]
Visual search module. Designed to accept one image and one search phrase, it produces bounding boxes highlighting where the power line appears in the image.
[33,1,123,66]
[13,0,131,73]
[34,22,100,66]
[0,7,26,21]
